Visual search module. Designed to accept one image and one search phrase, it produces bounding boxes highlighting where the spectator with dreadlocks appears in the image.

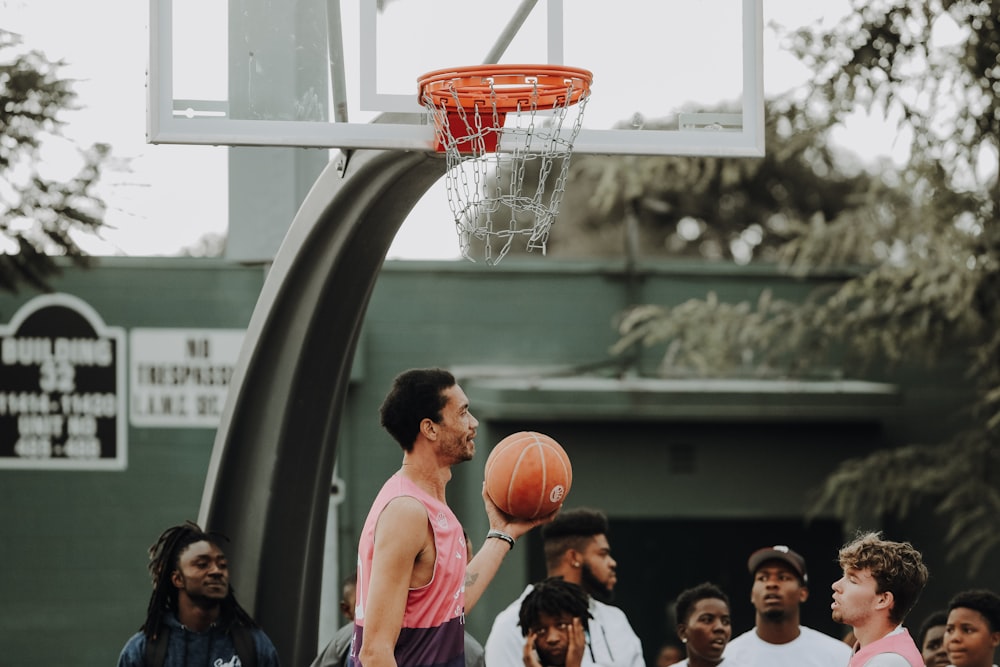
[116,521,280,667]
[519,577,593,667]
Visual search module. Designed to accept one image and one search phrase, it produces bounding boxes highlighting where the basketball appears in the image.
[484,431,572,520]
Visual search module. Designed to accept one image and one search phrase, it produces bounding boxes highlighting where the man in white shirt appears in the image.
[725,544,851,667]
[484,508,644,667]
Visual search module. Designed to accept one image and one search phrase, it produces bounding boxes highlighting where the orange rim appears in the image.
[419,64,592,112]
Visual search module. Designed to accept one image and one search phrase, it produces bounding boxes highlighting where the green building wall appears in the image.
[0,259,265,666]
[0,257,988,666]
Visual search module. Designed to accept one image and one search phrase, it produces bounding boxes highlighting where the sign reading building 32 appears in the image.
[0,294,126,470]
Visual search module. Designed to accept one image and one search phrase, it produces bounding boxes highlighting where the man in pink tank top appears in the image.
[350,368,557,667]
[830,531,929,667]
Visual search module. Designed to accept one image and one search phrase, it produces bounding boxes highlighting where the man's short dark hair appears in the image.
[379,368,456,451]
[948,589,1000,632]
[541,507,608,569]
[915,609,948,648]
[674,582,729,626]
[341,570,357,595]
[518,577,592,636]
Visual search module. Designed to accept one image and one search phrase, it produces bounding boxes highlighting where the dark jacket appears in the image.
[117,610,280,667]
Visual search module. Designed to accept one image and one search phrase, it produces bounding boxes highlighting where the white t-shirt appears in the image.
[724,625,852,667]
[484,585,645,667]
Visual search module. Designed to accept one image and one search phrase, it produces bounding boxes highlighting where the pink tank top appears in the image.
[349,473,467,667]
[849,627,923,667]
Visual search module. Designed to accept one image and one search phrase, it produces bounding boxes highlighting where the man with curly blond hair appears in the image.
[831,531,929,667]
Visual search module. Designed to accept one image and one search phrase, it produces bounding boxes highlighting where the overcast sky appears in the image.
[2,0,913,260]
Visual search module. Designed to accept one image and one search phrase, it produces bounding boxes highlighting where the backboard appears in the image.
[148,0,763,156]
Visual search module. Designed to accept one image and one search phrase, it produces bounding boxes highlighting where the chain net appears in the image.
[421,74,590,264]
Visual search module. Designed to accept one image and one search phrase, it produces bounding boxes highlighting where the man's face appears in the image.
[751,560,807,621]
[678,597,731,664]
[921,624,949,667]
[945,607,1000,667]
[830,566,881,627]
[529,612,575,667]
[579,534,617,604]
[172,540,229,607]
[434,384,478,464]
[340,582,357,622]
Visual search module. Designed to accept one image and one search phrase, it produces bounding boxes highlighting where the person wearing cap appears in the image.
[724,545,851,666]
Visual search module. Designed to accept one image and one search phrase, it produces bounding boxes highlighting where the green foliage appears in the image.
[0,29,109,292]
[807,434,1000,574]
[788,0,998,186]
[179,232,227,258]
[607,0,1000,573]
[552,100,882,261]
[611,290,819,378]
[784,2,1000,573]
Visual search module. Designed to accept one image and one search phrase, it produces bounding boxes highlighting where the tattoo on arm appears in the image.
[465,571,479,587]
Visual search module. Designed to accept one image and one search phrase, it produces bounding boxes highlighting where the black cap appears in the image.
[747,545,808,584]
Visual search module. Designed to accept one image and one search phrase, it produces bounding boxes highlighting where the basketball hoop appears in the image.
[418,65,592,264]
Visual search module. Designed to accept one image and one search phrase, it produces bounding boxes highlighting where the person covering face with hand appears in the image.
[484,507,644,667]
[520,578,592,667]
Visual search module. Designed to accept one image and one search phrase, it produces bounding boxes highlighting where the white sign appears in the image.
[129,328,244,428]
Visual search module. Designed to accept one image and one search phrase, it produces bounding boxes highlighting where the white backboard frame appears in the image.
[148,0,764,157]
